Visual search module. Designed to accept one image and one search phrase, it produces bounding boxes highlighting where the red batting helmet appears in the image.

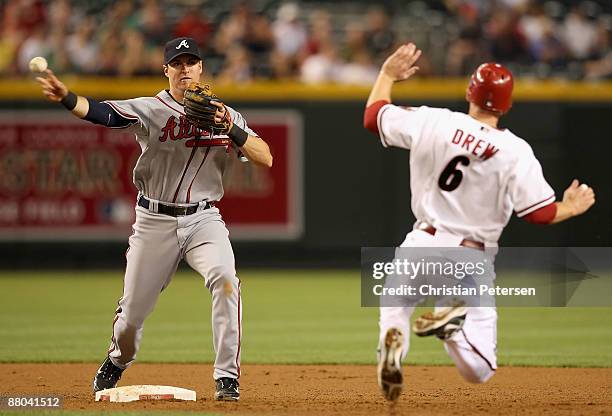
[466,63,514,114]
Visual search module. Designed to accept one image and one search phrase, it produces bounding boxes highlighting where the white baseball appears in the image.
[579,184,589,191]
[29,56,48,73]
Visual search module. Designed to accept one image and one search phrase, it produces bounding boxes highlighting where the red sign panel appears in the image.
[0,110,302,241]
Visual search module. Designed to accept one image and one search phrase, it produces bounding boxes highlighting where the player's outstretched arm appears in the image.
[366,43,422,106]
[36,69,137,129]
[35,69,89,118]
[551,180,595,223]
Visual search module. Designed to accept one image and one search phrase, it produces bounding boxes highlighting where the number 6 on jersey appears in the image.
[438,156,470,192]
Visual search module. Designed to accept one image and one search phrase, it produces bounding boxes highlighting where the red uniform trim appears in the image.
[460,328,496,371]
[106,101,140,120]
[516,194,555,216]
[108,312,120,354]
[155,96,185,116]
[186,148,211,203]
[172,147,198,203]
[523,202,557,224]
[363,100,389,135]
[109,226,134,355]
[235,279,242,378]
[185,138,231,147]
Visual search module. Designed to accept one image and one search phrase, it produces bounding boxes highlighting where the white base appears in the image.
[95,385,196,402]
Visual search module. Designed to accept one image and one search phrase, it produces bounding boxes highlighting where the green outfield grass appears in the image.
[0,270,610,367]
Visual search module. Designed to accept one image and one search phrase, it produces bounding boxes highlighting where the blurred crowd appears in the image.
[2,0,612,83]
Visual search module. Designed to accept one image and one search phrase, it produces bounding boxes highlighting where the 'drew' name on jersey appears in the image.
[449,128,499,161]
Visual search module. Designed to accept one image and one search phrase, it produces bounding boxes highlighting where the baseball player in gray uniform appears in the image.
[36,37,273,401]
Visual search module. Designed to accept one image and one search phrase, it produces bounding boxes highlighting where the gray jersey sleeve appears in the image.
[226,105,257,137]
[104,97,151,136]
[226,105,257,162]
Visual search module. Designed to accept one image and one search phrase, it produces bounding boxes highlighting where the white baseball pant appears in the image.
[379,228,497,383]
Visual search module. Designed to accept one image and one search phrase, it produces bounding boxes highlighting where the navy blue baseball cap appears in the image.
[164,37,202,64]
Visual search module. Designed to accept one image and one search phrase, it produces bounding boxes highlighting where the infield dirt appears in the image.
[2,364,611,415]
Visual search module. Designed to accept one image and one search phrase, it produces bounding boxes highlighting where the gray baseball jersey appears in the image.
[97,89,255,384]
[106,89,256,204]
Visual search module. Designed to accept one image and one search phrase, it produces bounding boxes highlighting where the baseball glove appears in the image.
[183,83,232,134]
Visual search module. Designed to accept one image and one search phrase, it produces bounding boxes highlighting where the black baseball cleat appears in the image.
[214,377,240,401]
[377,328,404,401]
[92,356,125,393]
[413,302,467,340]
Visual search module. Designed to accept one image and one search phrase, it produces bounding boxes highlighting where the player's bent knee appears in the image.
[206,265,238,290]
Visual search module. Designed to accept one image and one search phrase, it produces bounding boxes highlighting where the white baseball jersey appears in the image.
[106,90,256,204]
[377,104,555,243]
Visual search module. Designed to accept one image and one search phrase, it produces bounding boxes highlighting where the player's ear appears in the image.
[163,65,169,78]
[198,60,203,75]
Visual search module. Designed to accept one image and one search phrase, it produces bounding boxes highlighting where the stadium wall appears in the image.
[0,80,609,268]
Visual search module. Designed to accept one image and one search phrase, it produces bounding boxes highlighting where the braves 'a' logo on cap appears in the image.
[176,39,189,49]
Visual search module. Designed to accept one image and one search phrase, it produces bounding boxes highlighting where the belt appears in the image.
[137,195,215,217]
[421,225,485,251]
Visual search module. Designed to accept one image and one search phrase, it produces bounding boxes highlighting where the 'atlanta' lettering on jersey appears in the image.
[104,90,256,204]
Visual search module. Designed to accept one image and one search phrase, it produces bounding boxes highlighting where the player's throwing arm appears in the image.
[34,37,274,402]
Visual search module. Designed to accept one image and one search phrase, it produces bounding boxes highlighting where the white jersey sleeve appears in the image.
[377,105,443,150]
[508,146,556,217]
[104,97,151,136]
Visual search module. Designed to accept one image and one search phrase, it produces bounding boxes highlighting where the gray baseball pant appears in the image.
[107,205,241,380]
